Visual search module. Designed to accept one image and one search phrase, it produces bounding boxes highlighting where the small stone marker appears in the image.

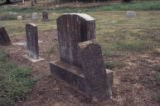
[24,23,43,62]
[17,16,23,21]
[0,25,11,46]
[32,12,38,21]
[42,11,48,21]
[126,11,136,18]
[50,13,113,101]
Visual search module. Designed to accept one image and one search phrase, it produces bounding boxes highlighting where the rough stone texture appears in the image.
[42,11,48,21]
[57,13,96,67]
[0,25,11,46]
[50,13,113,101]
[50,60,87,94]
[25,23,39,59]
[78,40,110,100]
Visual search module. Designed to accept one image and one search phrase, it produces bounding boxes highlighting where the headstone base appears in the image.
[50,60,113,100]
[23,54,44,62]
[13,40,43,48]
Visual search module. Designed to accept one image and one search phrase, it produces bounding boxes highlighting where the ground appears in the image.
[0,1,160,106]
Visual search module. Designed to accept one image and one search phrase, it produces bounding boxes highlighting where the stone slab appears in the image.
[126,11,136,18]
[50,59,113,100]
[57,13,96,67]
[78,40,111,100]
[0,25,11,46]
[26,23,39,59]
[23,54,44,63]
[50,60,87,93]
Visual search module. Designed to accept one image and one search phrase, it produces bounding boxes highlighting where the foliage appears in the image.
[0,47,36,105]
[0,13,17,20]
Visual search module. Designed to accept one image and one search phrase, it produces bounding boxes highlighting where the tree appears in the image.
[5,0,11,4]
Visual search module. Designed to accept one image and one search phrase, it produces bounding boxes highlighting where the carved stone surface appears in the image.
[42,11,48,21]
[50,13,113,101]
[57,13,96,67]
[78,40,110,100]
[0,25,11,46]
[50,60,87,94]
[25,23,39,59]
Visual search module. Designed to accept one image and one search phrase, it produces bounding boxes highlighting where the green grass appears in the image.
[155,74,160,86]
[0,13,17,20]
[105,61,125,69]
[154,73,160,101]
[0,47,36,106]
[1,1,160,13]
[116,40,157,51]
[49,44,58,53]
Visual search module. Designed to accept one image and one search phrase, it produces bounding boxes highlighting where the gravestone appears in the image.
[24,23,43,62]
[57,13,96,67]
[42,11,48,21]
[17,16,23,21]
[0,25,11,46]
[126,11,136,18]
[50,13,113,101]
[32,12,38,21]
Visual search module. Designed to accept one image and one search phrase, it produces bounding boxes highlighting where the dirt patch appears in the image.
[4,30,160,106]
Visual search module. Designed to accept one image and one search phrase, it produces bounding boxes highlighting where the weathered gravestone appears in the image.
[32,12,38,21]
[42,11,48,21]
[50,13,113,101]
[24,23,43,62]
[17,16,23,21]
[0,25,11,46]
[126,11,136,18]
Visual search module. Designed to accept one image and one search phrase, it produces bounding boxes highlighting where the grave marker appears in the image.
[126,11,136,18]
[42,11,48,21]
[24,23,43,62]
[0,25,11,46]
[50,13,113,101]
[32,12,38,21]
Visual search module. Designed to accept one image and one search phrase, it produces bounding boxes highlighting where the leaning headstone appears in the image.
[42,11,48,21]
[50,13,113,101]
[78,40,112,100]
[32,12,38,21]
[0,25,11,46]
[24,23,43,62]
[126,11,136,18]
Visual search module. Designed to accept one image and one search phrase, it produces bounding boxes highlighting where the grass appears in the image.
[154,73,160,101]
[0,13,17,20]
[105,61,125,69]
[0,47,36,106]
[49,44,58,53]
[1,1,160,13]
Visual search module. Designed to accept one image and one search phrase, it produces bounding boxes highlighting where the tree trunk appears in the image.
[5,0,11,4]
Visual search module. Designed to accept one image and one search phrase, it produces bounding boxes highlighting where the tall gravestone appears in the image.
[42,11,48,21]
[57,13,96,67]
[24,23,43,62]
[0,25,11,46]
[50,13,113,101]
